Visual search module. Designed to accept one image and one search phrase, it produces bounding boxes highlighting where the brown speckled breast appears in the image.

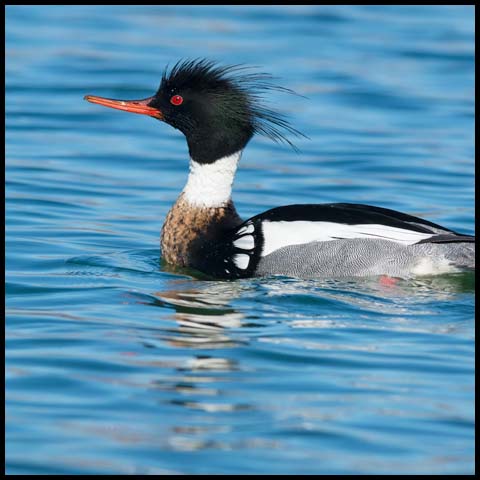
[161,194,242,268]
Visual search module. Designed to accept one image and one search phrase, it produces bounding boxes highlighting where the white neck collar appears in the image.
[182,150,242,208]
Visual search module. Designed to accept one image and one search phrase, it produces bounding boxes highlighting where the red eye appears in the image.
[170,95,183,106]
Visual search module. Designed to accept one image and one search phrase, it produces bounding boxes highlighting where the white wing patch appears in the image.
[237,223,254,236]
[234,254,250,270]
[261,220,434,257]
[233,234,255,250]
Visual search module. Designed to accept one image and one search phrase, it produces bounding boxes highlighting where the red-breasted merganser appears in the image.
[85,59,475,279]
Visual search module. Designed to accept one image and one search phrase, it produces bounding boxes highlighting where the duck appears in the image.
[84,59,475,280]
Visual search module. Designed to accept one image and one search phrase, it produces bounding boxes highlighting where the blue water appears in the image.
[5,5,475,475]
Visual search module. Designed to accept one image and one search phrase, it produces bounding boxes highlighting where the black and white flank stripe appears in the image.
[200,203,474,279]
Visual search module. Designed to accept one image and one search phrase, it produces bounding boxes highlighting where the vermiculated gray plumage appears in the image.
[256,238,475,278]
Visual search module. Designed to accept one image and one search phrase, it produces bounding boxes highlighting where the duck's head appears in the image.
[85,59,304,164]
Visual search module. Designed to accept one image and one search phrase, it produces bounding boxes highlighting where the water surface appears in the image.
[6,5,475,475]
